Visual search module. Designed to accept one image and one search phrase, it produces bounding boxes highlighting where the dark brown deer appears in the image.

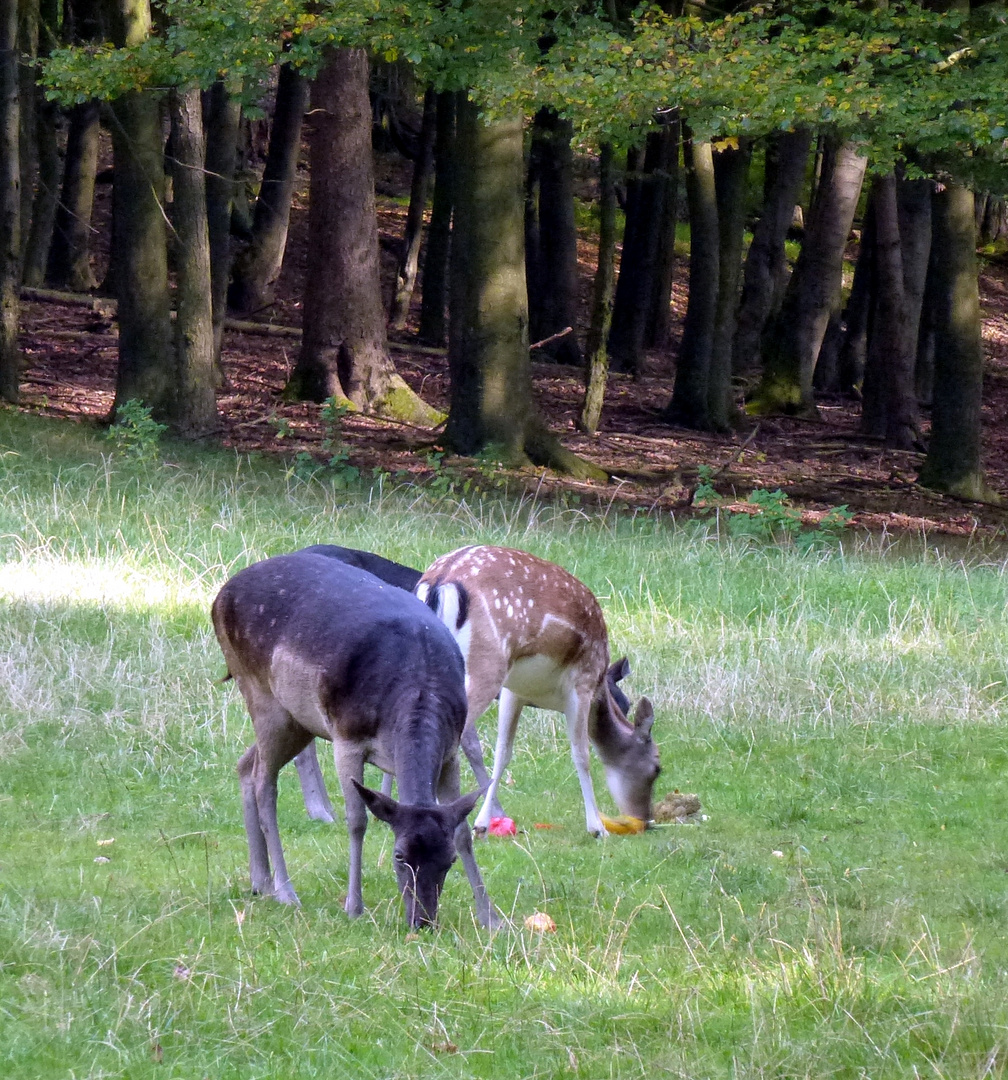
[212,551,497,928]
[415,546,661,837]
[287,545,422,822]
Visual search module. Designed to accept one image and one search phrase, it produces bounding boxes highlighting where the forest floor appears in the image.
[14,148,1008,544]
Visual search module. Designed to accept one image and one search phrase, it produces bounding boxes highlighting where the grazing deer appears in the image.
[288,545,422,822]
[415,546,661,837]
[212,551,497,928]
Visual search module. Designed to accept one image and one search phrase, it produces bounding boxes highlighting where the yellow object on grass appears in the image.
[599,813,646,835]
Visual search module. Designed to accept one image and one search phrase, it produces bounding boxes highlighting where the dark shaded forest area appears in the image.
[15,136,1008,539]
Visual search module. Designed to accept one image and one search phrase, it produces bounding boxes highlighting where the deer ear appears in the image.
[352,778,401,826]
[607,657,631,685]
[442,788,482,829]
[633,697,655,737]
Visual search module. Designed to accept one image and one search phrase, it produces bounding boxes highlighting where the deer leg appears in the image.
[461,654,510,819]
[473,688,524,835]
[565,690,605,837]
[237,744,272,895]
[294,742,336,823]
[332,745,368,918]
[437,756,501,929]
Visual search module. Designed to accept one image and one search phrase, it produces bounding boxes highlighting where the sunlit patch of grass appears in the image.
[3,409,1008,1077]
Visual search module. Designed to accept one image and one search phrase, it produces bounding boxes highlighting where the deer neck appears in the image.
[588,692,635,766]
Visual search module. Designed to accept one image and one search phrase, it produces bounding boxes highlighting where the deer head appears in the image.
[353,780,483,928]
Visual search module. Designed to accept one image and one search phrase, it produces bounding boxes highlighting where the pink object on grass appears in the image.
[488,816,517,836]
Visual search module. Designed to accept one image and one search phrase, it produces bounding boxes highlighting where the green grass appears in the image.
[3,408,1008,1078]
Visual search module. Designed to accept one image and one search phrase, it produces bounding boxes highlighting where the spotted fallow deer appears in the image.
[212,551,497,929]
[414,545,661,837]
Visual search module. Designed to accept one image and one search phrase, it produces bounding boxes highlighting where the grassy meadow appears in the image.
[2,408,1008,1079]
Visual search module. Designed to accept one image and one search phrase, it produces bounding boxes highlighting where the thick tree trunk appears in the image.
[288,48,437,425]
[837,202,874,395]
[46,101,100,290]
[709,139,751,430]
[168,86,216,432]
[733,128,812,377]
[227,62,308,316]
[0,0,21,401]
[203,80,241,370]
[666,135,718,428]
[918,184,994,500]
[896,176,932,386]
[389,87,436,331]
[525,108,580,365]
[446,96,604,479]
[579,143,617,433]
[109,88,174,419]
[752,138,866,415]
[418,90,456,347]
[860,173,918,448]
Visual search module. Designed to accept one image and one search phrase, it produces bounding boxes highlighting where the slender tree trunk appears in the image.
[666,134,718,428]
[580,143,617,433]
[203,80,241,371]
[733,128,812,377]
[896,175,932,385]
[446,96,604,479]
[752,138,866,415]
[646,119,680,350]
[0,0,22,401]
[168,86,215,432]
[17,0,38,273]
[389,87,436,331]
[838,202,874,395]
[709,139,751,429]
[418,90,456,346]
[227,62,308,316]
[288,48,438,424]
[918,184,994,500]
[526,108,581,364]
[46,101,100,290]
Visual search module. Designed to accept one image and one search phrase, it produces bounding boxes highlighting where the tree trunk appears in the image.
[752,138,866,415]
[860,173,918,448]
[203,80,241,371]
[732,128,812,378]
[109,88,174,419]
[45,101,100,290]
[666,134,718,429]
[287,47,438,425]
[837,201,874,395]
[168,86,216,432]
[0,0,22,402]
[446,96,604,479]
[645,120,681,350]
[227,62,308,316]
[417,90,456,346]
[389,87,436,331]
[17,0,38,273]
[579,143,617,433]
[896,175,932,387]
[709,138,751,429]
[525,108,580,365]
[918,183,994,500]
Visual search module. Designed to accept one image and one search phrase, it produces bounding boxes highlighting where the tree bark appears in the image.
[203,80,241,371]
[168,86,216,432]
[860,173,918,448]
[709,139,751,430]
[446,96,604,479]
[288,47,438,425]
[666,134,718,428]
[645,119,680,350]
[918,183,994,500]
[389,87,436,331]
[752,138,866,416]
[17,0,38,273]
[837,201,874,395]
[417,90,456,346]
[0,0,22,402]
[46,101,100,290]
[227,61,308,316]
[579,143,617,433]
[732,128,812,378]
[525,107,580,365]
